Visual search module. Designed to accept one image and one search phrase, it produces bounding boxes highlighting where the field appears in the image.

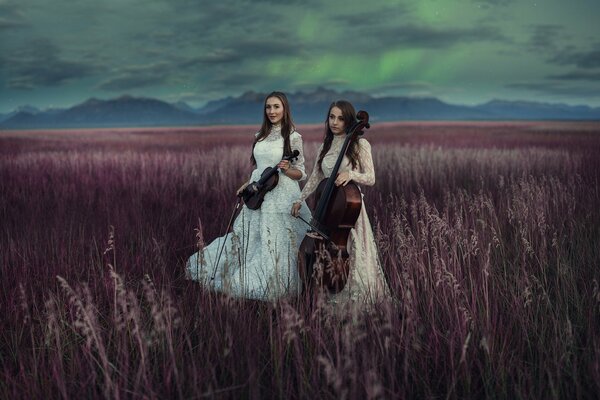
[1,121,599,399]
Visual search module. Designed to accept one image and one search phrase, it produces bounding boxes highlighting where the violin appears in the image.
[297,111,370,295]
[239,150,300,210]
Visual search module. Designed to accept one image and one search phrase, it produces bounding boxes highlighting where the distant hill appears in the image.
[2,88,600,129]
[473,99,600,120]
[0,105,42,124]
[1,96,198,128]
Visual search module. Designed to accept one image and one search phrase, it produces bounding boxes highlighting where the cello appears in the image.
[297,110,370,295]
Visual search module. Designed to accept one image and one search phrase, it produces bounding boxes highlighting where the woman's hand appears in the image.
[278,160,302,180]
[335,172,351,186]
[277,160,290,172]
[291,202,302,217]
[236,182,249,196]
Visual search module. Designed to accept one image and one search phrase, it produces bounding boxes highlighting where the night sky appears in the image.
[1,0,599,113]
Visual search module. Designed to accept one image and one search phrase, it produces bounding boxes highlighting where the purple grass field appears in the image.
[1,121,599,399]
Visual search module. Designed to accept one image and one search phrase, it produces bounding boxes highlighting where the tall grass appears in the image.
[1,122,599,399]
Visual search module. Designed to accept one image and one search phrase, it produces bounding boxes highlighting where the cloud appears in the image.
[97,62,172,91]
[339,4,410,27]
[546,71,600,81]
[210,71,266,87]
[0,1,27,30]
[362,24,508,50]
[2,39,99,89]
[171,31,304,80]
[167,91,212,104]
[527,24,564,52]
[179,50,242,68]
[292,80,349,90]
[549,45,600,69]
[238,0,315,4]
[372,81,436,93]
[328,3,510,51]
[230,36,304,58]
[525,25,600,69]
[136,3,306,68]
[160,0,285,39]
[0,17,25,30]
[368,81,467,99]
[473,0,515,5]
[522,21,600,69]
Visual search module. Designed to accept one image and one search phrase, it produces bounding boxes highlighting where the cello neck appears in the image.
[313,134,352,221]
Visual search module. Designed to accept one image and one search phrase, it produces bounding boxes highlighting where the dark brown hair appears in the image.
[250,91,294,166]
[317,100,360,171]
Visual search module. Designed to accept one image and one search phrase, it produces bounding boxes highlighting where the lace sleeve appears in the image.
[296,144,325,203]
[290,132,307,181]
[349,138,375,186]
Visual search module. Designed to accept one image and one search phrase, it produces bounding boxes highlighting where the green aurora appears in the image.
[1,0,599,112]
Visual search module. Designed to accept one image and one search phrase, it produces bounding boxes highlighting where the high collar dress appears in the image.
[297,136,390,305]
[187,125,312,300]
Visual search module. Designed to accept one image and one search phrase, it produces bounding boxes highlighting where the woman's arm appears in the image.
[295,144,324,204]
[348,138,375,186]
[288,132,307,181]
[278,132,305,181]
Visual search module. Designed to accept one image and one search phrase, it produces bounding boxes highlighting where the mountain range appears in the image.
[2,88,600,129]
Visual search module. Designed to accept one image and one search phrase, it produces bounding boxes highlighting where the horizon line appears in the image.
[2,88,600,114]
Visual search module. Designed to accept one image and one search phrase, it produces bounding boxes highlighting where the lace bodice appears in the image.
[246,125,308,213]
[298,136,375,203]
[252,124,307,181]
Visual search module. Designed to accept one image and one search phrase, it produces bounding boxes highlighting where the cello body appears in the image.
[297,180,362,293]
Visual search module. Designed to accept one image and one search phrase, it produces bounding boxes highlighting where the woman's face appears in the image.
[265,97,284,125]
[328,106,346,135]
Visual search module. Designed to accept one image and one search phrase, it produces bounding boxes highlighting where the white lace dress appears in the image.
[187,125,311,300]
[297,136,390,305]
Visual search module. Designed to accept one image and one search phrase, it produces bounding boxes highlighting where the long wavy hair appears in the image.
[250,91,294,166]
[317,100,360,172]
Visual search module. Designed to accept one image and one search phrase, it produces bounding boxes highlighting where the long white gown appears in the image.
[297,136,390,305]
[187,125,311,300]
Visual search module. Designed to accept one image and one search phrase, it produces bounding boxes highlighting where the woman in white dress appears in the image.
[187,92,311,301]
[291,100,390,306]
